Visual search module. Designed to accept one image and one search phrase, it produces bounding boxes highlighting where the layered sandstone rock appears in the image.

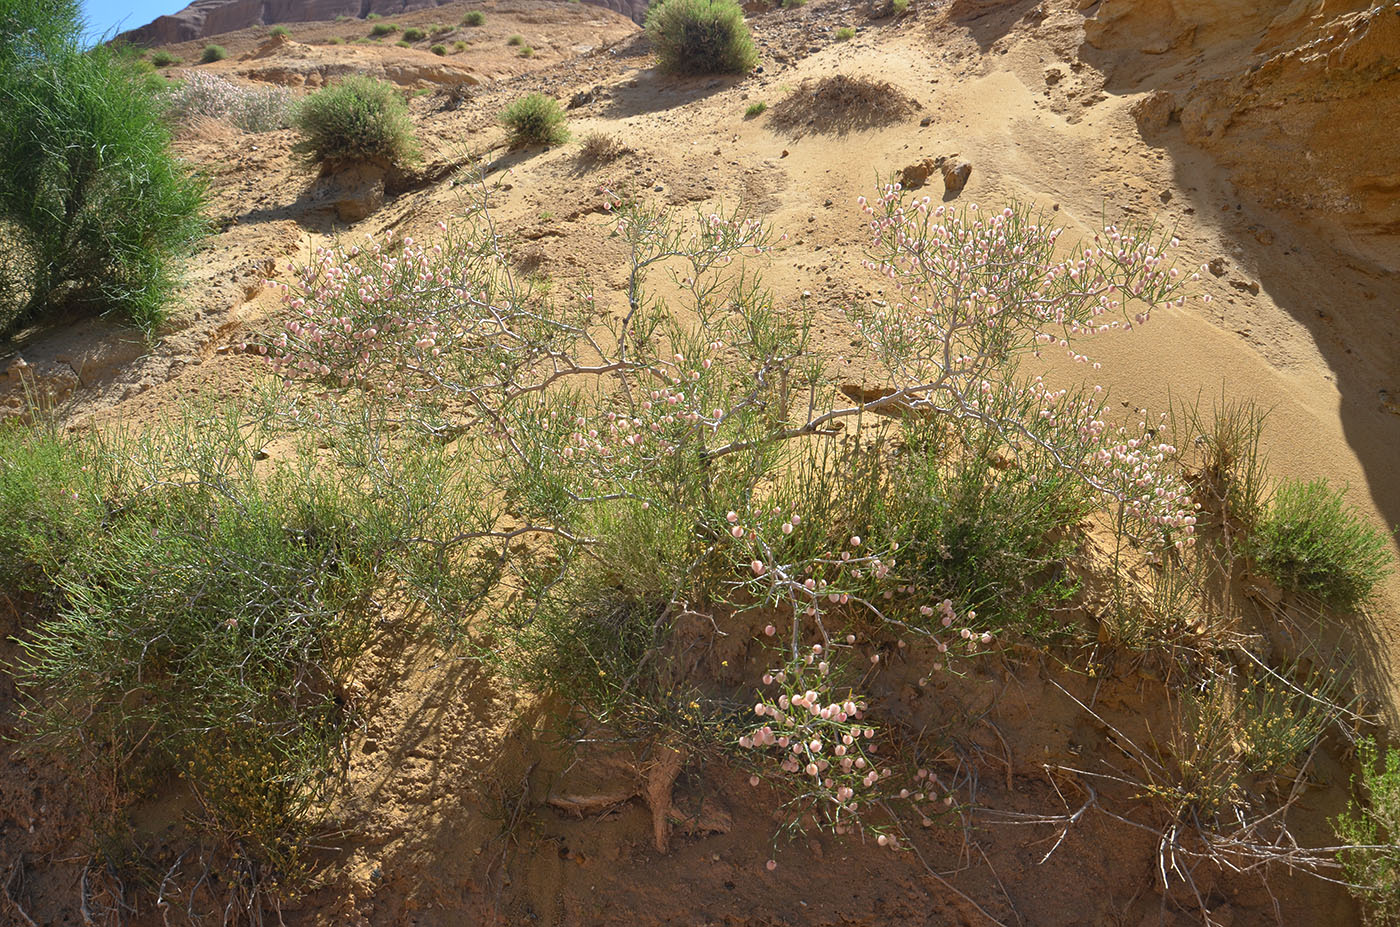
[1087,0,1400,270]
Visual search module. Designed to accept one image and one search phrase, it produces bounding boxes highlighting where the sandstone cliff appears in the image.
[1086,0,1400,272]
[121,0,650,44]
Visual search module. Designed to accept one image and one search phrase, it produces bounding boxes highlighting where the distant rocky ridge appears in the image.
[119,0,649,44]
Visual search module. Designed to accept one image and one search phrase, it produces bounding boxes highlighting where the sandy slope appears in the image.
[1,0,1397,923]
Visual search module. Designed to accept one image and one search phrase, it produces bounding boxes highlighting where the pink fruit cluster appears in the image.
[554,344,728,466]
[740,644,961,848]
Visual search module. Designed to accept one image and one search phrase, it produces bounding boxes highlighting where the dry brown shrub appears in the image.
[576,132,629,168]
[768,74,917,137]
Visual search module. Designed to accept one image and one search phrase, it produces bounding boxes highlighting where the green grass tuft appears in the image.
[501,92,569,148]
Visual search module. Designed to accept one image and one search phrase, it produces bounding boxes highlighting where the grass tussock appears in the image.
[576,131,629,166]
[646,0,758,75]
[501,92,569,148]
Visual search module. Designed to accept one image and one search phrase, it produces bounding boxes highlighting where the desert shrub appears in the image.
[269,24,290,37]
[431,43,448,55]
[0,425,105,597]
[0,6,205,334]
[396,38,411,47]
[370,21,397,35]
[292,74,420,169]
[463,10,486,25]
[328,35,344,44]
[835,25,854,39]
[518,44,534,57]
[1143,664,1346,824]
[646,0,757,75]
[880,423,1093,636]
[431,23,453,34]
[453,39,467,50]
[163,71,295,132]
[892,0,909,13]
[506,32,523,45]
[1338,737,1400,925]
[257,184,1202,847]
[1249,479,1392,610]
[200,43,227,63]
[744,100,766,117]
[150,49,180,66]
[402,26,426,41]
[501,92,568,147]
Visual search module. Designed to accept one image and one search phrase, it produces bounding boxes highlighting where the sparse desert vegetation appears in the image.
[1,0,1398,925]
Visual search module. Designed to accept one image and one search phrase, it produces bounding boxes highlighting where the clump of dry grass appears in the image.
[576,132,630,168]
[768,74,917,137]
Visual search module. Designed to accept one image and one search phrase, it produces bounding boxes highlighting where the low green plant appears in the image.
[328,35,344,44]
[430,43,448,55]
[396,38,411,47]
[370,21,398,36]
[402,26,426,41]
[8,401,494,875]
[1250,479,1393,611]
[200,43,227,63]
[269,24,290,38]
[835,25,854,40]
[1338,737,1400,925]
[501,92,568,147]
[506,33,524,45]
[745,100,767,117]
[518,44,534,57]
[292,74,420,169]
[366,11,381,19]
[646,0,758,75]
[892,0,909,14]
[431,23,453,35]
[462,10,486,25]
[453,39,468,51]
[150,49,180,66]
